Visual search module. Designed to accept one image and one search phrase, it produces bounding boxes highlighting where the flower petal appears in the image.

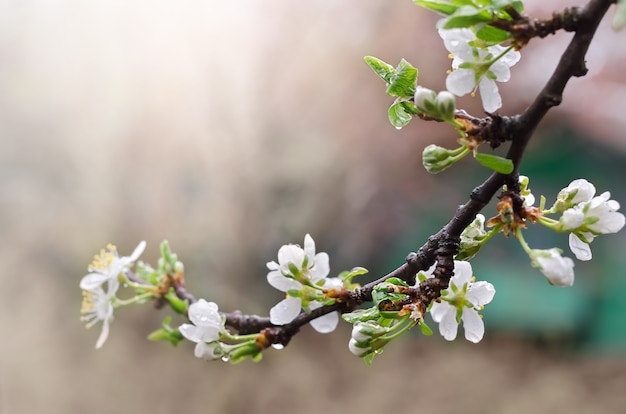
[267,271,302,292]
[446,69,476,96]
[269,297,301,325]
[569,233,592,261]
[310,311,339,334]
[80,273,110,291]
[478,77,502,112]
[461,308,484,343]
[188,299,221,327]
[95,318,110,349]
[437,305,459,341]
[304,234,316,259]
[310,252,330,281]
[466,281,495,306]
[127,240,147,262]
[179,324,202,343]
[452,260,473,286]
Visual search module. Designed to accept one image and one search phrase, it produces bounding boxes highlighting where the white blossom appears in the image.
[266,234,339,333]
[531,248,575,287]
[179,299,225,360]
[80,241,146,291]
[559,189,625,260]
[80,285,116,349]
[439,28,520,113]
[425,261,495,343]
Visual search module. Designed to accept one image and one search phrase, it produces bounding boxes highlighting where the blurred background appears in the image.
[2,0,626,413]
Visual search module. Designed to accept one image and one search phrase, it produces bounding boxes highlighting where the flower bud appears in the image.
[553,179,596,212]
[422,144,457,174]
[435,91,456,121]
[414,86,437,114]
[348,338,371,357]
[530,248,575,287]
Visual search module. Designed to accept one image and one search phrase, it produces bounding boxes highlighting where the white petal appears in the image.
[461,308,485,343]
[322,277,343,289]
[95,319,110,349]
[277,245,305,273]
[194,342,220,360]
[188,299,221,327]
[267,271,302,292]
[569,233,592,261]
[303,234,316,259]
[561,208,584,230]
[478,78,502,112]
[310,252,330,281]
[269,297,301,325]
[310,311,339,334]
[80,273,110,290]
[490,60,511,82]
[446,69,476,96]
[452,260,473,286]
[179,324,202,343]
[266,261,279,271]
[128,240,147,262]
[466,281,495,306]
[438,306,459,341]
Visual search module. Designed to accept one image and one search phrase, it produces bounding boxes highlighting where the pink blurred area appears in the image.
[1,1,626,413]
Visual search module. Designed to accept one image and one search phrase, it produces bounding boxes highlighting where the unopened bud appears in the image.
[414,86,437,114]
[422,144,457,174]
[435,91,456,121]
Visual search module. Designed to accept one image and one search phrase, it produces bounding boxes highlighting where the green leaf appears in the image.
[442,6,494,29]
[475,152,514,174]
[388,101,413,129]
[342,307,381,323]
[339,266,369,282]
[419,321,433,336]
[165,288,189,314]
[413,0,459,16]
[475,25,511,44]
[364,56,396,84]
[386,59,418,97]
[363,352,376,366]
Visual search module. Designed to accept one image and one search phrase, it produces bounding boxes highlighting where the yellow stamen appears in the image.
[88,244,117,271]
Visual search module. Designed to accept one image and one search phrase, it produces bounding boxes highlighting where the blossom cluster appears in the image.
[79,241,146,348]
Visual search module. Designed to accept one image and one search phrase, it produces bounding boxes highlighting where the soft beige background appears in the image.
[2,1,626,413]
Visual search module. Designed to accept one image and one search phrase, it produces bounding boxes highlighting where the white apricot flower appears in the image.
[439,28,520,113]
[530,248,575,287]
[80,241,146,291]
[266,234,339,333]
[80,285,116,349]
[425,261,496,343]
[179,299,225,360]
[557,184,625,261]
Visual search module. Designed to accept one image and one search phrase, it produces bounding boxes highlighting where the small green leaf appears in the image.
[386,59,418,97]
[364,56,396,84]
[475,152,514,174]
[442,6,494,29]
[419,321,433,336]
[165,288,189,314]
[363,352,375,366]
[413,0,459,16]
[475,25,511,44]
[388,101,413,129]
[342,307,381,323]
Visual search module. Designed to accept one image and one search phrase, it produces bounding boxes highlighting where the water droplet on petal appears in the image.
[221,355,230,362]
